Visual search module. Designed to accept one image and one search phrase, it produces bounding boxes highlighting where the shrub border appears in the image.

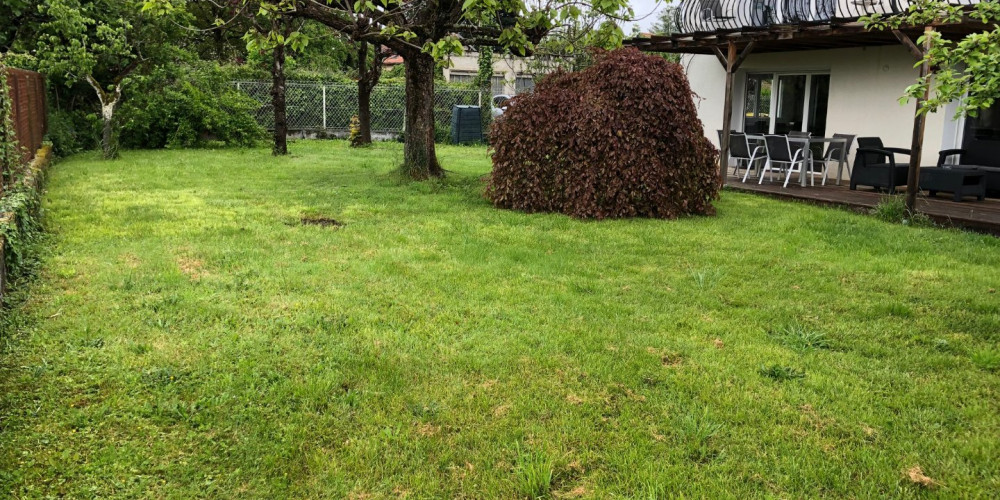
[0,144,51,301]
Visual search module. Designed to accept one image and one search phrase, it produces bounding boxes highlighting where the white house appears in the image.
[630,0,999,188]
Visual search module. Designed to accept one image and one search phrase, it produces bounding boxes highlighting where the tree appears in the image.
[144,0,632,178]
[352,40,386,147]
[35,0,182,159]
[650,5,679,36]
[527,15,627,76]
[292,0,633,179]
[243,5,309,156]
[0,0,42,52]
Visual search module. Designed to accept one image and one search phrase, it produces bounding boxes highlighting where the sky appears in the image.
[625,0,666,34]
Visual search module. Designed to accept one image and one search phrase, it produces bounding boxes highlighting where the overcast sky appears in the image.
[625,0,666,34]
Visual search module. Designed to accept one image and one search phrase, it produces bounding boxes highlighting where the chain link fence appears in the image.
[235,81,484,136]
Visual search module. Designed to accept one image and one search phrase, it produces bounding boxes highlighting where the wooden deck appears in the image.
[725,174,1000,235]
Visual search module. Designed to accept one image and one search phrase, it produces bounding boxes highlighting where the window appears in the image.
[449,72,474,84]
[743,72,829,136]
[491,75,506,95]
[515,76,535,94]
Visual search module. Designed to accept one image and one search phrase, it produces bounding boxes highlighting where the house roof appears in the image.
[383,55,404,66]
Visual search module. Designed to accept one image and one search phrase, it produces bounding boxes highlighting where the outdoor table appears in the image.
[745,135,849,187]
[919,166,986,202]
[788,136,849,187]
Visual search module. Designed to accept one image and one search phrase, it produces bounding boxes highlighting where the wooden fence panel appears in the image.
[4,68,47,166]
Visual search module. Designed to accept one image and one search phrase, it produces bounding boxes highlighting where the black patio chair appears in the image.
[851,137,910,193]
[761,134,808,187]
[728,132,765,181]
[814,133,855,185]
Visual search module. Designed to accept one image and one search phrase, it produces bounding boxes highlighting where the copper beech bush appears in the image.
[486,48,720,219]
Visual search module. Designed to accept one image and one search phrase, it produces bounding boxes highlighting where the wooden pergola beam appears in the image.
[892,29,925,60]
[715,40,757,187]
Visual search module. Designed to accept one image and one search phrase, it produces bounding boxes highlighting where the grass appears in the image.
[1,140,999,497]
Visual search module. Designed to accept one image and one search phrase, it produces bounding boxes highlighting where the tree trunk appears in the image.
[402,52,442,179]
[353,41,373,147]
[271,42,288,156]
[101,106,117,160]
[356,83,373,146]
[87,76,121,160]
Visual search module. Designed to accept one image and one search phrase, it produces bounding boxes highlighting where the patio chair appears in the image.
[727,132,766,181]
[761,134,808,187]
[813,133,856,185]
[851,137,910,193]
[787,131,812,138]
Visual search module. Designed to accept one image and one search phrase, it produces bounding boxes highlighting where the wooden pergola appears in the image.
[627,19,988,214]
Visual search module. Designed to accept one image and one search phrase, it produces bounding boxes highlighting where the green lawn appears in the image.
[2,140,999,498]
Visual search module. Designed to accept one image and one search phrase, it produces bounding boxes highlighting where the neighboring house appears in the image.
[629,0,998,181]
[444,50,536,95]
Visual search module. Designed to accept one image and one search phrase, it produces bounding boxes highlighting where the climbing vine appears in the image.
[474,46,494,134]
[0,61,21,185]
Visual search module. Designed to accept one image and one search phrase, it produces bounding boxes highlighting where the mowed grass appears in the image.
[2,140,999,498]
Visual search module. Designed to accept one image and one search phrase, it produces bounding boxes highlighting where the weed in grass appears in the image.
[759,364,806,381]
[636,481,669,499]
[513,445,554,499]
[689,267,721,289]
[971,349,1000,371]
[872,196,935,227]
[141,367,183,387]
[679,409,724,463]
[770,324,831,351]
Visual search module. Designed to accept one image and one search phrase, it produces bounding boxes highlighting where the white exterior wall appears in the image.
[683,46,958,175]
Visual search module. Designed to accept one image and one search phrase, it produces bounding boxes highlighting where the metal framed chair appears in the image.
[727,132,766,181]
[761,134,808,187]
[815,133,856,185]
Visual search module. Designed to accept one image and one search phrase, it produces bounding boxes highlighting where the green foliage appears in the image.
[475,46,493,131]
[529,15,627,74]
[0,63,21,179]
[871,195,935,227]
[863,0,1000,118]
[47,109,100,157]
[118,63,263,149]
[0,178,43,281]
[488,48,719,219]
[971,349,1000,371]
[434,122,451,144]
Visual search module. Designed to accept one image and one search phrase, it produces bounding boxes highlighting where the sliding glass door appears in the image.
[743,72,829,136]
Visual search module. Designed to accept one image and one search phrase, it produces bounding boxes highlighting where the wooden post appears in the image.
[719,42,737,188]
[905,26,934,217]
